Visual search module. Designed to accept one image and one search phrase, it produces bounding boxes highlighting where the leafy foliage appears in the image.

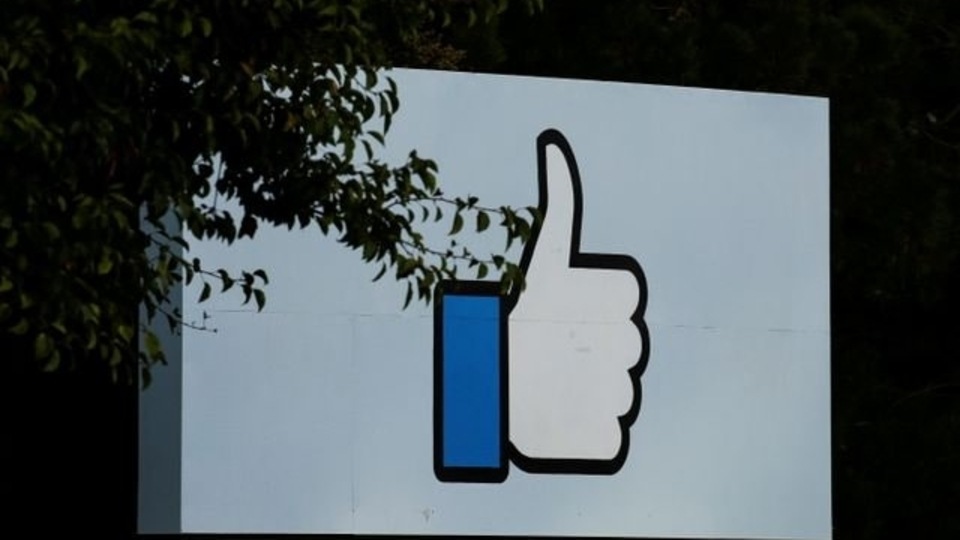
[0,0,541,384]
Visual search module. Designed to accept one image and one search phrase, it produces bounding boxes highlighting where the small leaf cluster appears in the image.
[374,190,539,308]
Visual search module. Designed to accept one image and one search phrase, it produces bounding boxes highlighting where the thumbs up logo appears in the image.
[434,129,649,483]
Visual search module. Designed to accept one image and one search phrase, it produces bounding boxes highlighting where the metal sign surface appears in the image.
[140,69,831,539]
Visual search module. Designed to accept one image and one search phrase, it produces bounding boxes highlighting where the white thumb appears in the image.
[524,129,583,275]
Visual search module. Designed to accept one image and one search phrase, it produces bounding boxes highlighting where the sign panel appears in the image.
[140,69,831,538]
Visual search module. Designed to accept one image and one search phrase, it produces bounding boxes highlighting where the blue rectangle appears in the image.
[442,295,501,469]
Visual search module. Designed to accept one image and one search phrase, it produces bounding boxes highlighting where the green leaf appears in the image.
[84,327,98,350]
[397,256,417,278]
[253,289,266,311]
[7,50,22,71]
[422,170,437,192]
[476,211,490,232]
[98,256,114,275]
[372,263,387,282]
[42,222,60,240]
[199,282,212,303]
[145,330,161,360]
[141,365,153,389]
[117,324,134,343]
[133,11,158,24]
[477,263,488,280]
[449,213,464,235]
[23,84,36,107]
[75,54,90,79]
[9,319,29,335]
[345,4,362,21]
[218,269,234,292]
[0,275,12,292]
[239,214,257,238]
[253,269,269,284]
[34,332,53,359]
[43,350,61,373]
[403,282,413,309]
[517,217,532,240]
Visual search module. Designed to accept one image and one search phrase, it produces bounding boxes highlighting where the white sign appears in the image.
[434,129,647,483]
[140,69,831,539]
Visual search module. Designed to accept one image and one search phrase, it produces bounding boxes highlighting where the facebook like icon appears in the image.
[434,130,650,483]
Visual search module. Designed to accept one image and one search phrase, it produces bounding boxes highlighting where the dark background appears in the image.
[6,1,958,538]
